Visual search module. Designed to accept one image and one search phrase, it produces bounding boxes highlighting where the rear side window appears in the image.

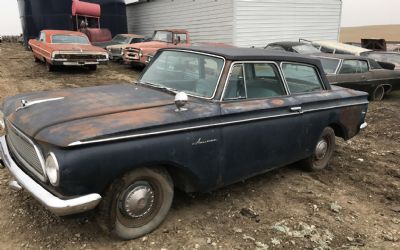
[339,60,369,74]
[224,63,286,100]
[320,46,334,53]
[282,63,323,94]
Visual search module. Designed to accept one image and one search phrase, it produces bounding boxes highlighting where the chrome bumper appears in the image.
[0,136,102,216]
[360,122,368,130]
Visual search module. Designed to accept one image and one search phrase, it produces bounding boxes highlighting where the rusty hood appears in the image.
[3,84,219,147]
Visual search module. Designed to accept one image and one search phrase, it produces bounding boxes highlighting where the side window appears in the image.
[224,63,286,100]
[39,32,45,42]
[174,33,187,44]
[339,60,358,74]
[282,63,323,94]
[359,60,369,73]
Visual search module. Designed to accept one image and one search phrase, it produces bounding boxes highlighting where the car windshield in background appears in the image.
[140,51,224,98]
[293,45,320,54]
[152,31,173,43]
[368,53,400,65]
[318,58,340,74]
[112,35,130,44]
[52,35,90,44]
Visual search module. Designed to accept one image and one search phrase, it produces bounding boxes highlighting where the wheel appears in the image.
[370,84,385,101]
[301,127,336,171]
[34,55,40,63]
[97,167,173,240]
[87,65,97,71]
[46,61,55,72]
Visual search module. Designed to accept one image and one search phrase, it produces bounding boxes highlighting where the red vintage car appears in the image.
[28,30,108,71]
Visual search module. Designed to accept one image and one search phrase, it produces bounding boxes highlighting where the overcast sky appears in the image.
[0,0,400,35]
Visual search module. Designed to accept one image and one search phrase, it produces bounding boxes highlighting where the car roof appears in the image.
[312,40,372,54]
[162,46,322,65]
[312,53,369,60]
[42,30,86,36]
[268,41,308,47]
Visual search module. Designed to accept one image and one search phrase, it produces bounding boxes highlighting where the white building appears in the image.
[126,0,342,47]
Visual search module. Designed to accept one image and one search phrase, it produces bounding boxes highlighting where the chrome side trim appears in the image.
[0,136,102,216]
[69,101,369,146]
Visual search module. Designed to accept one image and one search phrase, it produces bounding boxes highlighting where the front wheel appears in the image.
[97,167,174,240]
[301,127,336,171]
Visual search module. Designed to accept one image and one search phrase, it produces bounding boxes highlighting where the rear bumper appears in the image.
[53,59,108,66]
[0,136,102,216]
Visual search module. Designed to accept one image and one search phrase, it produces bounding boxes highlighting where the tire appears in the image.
[34,55,40,63]
[301,127,336,171]
[370,84,385,101]
[46,61,55,72]
[97,167,174,240]
[87,65,97,71]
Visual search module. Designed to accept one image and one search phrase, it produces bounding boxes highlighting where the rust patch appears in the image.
[339,106,363,138]
[270,99,285,106]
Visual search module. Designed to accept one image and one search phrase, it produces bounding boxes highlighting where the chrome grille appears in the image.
[6,121,45,180]
[111,48,122,54]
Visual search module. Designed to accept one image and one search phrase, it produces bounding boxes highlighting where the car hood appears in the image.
[93,40,122,49]
[47,44,106,53]
[126,41,170,49]
[107,44,128,50]
[3,84,218,147]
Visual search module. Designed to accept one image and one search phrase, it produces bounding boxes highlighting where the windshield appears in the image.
[140,51,225,98]
[152,31,173,43]
[112,35,130,44]
[318,58,340,74]
[51,35,90,44]
[368,53,400,65]
[293,44,320,54]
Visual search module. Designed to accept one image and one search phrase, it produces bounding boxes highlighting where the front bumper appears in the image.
[0,136,102,216]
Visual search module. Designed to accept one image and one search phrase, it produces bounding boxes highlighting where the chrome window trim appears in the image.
[6,121,47,182]
[280,61,326,94]
[139,49,226,101]
[311,56,342,74]
[68,101,369,147]
[220,61,289,101]
[337,59,370,75]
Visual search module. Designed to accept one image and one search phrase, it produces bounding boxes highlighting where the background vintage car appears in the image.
[0,47,368,240]
[95,33,145,49]
[105,34,145,61]
[314,54,400,101]
[28,30,109,71]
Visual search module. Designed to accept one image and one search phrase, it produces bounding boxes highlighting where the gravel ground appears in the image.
[0,42,399,250]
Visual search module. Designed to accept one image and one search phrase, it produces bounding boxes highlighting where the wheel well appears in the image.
[162,164,198,193]
[328,123,346,139]
[382,84,393,94]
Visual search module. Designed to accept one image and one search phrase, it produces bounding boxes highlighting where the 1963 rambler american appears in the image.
[0,47,368,240]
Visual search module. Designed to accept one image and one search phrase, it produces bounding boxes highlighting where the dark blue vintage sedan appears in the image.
[0,47,368,239]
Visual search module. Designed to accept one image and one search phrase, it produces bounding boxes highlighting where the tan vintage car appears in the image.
[105,34,145,61]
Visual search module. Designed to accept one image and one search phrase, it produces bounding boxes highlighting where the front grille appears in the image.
[111,48,122,54]
[6,121,45,179]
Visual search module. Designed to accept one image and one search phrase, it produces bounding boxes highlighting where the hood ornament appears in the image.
[16,97,64,112]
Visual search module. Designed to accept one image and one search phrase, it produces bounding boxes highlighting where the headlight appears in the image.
[139,49,143,58]
[45,152,60,186]
[0,110,5,132]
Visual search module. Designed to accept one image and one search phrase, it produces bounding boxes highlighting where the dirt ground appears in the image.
[0,42,399,250]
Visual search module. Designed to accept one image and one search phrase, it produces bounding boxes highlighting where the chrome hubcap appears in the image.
[315,139,328,160]
[122,182,155,218]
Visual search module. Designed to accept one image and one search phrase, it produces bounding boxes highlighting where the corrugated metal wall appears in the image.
[126,0,234,44]
[234,0,342,47]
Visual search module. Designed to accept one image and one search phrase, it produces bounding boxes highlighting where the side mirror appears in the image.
[175,92,188,112]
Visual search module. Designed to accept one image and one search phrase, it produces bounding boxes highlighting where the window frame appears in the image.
[220,61,290,102]
[337,59,370,74]
[280,62,326,95]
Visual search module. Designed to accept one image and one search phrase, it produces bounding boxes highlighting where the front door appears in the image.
[219,62,305,185]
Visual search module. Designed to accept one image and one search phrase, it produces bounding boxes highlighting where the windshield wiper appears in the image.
[137,81,177,94]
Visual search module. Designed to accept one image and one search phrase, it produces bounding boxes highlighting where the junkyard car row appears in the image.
[0,46,370,239]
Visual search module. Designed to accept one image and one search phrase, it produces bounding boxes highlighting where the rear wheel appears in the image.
[33,55,40,63]
[301,127,336,171]
[370,84,385,101]
[97,167,173,240]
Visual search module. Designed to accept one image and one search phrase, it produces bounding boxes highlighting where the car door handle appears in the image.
[290,106,302,112]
